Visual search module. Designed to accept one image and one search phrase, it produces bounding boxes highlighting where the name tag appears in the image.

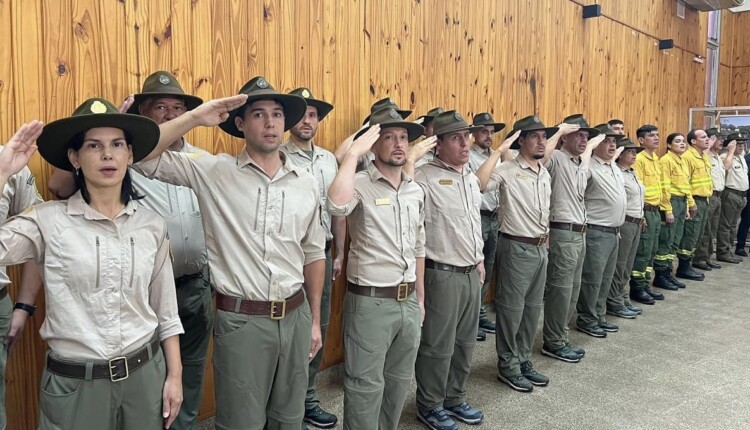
[516,173,529,180]
[439,179,453,185]
[375,198,391,206]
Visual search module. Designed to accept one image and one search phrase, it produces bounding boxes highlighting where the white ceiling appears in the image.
[730,4,750,12]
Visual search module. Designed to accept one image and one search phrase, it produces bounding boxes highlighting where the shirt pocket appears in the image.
[56,231,106,297]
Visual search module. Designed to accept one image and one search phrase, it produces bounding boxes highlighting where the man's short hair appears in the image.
[608,119,624,127]
[636,124,658,138]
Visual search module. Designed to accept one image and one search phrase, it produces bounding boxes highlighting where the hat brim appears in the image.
[363,109,412,125]
[473,122,506,133]
[618,145,645,153]
[304,99,334,121]
[354,121,424,142]
[38,113,160,171]
[435,124,483,138]
[509,126,560,149]
[219,92,307,138]
[127,93,204,114]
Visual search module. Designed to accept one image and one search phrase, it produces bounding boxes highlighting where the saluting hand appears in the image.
[408,135,438,164]
[586,133,606,150]
[347,124,382,159]
[0,121,44,181]
[727,140,737,153]
[612,146,626,162]
[555,123,581,136]
[119,94,135,113]
[495,130,521,154]
[188,94,249,127]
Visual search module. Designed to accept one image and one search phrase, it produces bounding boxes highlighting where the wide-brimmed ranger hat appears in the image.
[363,98,412,125]
[219,76,307,137]
[726,132,748,142]
[472,112,506,133]
[38,98,160,171]
[431,111,482,137]
[616,137,645,153]
[594,123,626,141]
[508,115,560,149]
[561,114,601,138]
[417,107,445,124]
[127,71,203,114]
[288,87,334,121]
[355,107,424,142]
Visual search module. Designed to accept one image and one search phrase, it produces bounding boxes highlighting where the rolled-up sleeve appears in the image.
[11,167,43,215]
[485,172,505,192]
[414,199,426,258]
[148,222,184,341]
[0,208,43,266]
[302,190,326,265]
[326,190,362,217]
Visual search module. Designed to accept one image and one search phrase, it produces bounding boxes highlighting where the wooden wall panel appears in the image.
[0,1,711,428]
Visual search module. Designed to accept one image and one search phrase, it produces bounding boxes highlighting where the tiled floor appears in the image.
[200,259,750,429]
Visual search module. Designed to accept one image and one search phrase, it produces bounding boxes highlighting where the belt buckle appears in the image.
[580,224,587,234]
[396,283,409,301]
[270,300,287,320]
[462,266,473,274]
[537,235,548,246]
[108,356,129,382]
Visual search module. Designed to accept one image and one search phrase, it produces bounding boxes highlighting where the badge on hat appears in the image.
[454,112,463,121]
[90,100,107,114]
[389,109,400,119]
[301,89,310,98]
[483,113,490,120]
[159,74,170,85]
[257,78,269,89]
[532,116,541,124]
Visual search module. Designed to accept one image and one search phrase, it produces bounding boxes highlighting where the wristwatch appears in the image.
[13,302,36,316]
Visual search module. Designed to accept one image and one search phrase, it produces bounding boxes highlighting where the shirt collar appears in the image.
[283,138,318,160]
[430,157,470,176]
[66,190,138,221]
[366,161,413,187]
[237,149,301,178]
[560,147,581,164]
[515,154,544,173]
[471,145,491,157]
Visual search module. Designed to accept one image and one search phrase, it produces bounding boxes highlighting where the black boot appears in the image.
[630,287,655,305]
[675,256,704,281]
[644,286,665,300]
[653,268,679,291]
[666,270,686,288]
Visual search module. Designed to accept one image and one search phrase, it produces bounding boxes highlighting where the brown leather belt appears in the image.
[643,204,659,212]
[625,215,643,225]
[713,190,721,197]
[425,259,476,274]
[347,282,416,301]
[216,289,305,320]
[693,196,710,202]
[549,222,587,233]
[501,233,548,246]
[0,288,6,302]
[480,209,498,218]
[723,187,745,197]
[587,224,620,235]
[46,336,160,381]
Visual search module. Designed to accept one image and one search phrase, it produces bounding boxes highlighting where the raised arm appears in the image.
[723,140,737,170]
[143,94,248,162]
[476,130,520,191]
[328,125,381,207]
[541,123,580,165]
[580,134,606,168]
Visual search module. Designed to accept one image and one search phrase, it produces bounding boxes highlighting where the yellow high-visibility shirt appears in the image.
[682,145,713,198]
[634,150,662,207]
[659,151,696,214]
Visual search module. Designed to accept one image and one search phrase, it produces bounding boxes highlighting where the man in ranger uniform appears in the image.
[717,132,749,263]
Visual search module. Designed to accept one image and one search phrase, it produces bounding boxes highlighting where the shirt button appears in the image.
[267,231,272,236]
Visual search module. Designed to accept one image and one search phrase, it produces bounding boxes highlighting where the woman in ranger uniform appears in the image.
[0,98,184,430]
[653,133,697,291]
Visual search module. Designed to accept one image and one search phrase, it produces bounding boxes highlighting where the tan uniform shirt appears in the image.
[485,155,551,237]
[709,151,726,192]
[722,152,749,192]
[281,139,338,241]
[0,192,182,360]
[327,163,426,286]
[545,148,587,224]
[0,161,43,288]
[132,141,207,278]
[135,149,326,301]
[620,165,645,218]
[414,158,483,266]
[467,145,500,211]
[585,156,627,227]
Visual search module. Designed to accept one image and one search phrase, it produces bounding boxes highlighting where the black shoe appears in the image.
[691,260,712,271]
[666,272,686,288]
[479,317,496,334]
[599,321,619,332]
[736,248,748,257]
[653,269,679,291]
[625,302,643,314]
[717,253,742,264]
[497,373,534,392]
[576,325,607,338]
[541,344,582,363]
[706,260,721,269]
[607,307,638,319]
[444,402,484,425]
[565,342,585,356]
[675,256,704,281]
[630,288,656,305]
[476,327,486,342]
[304,406,338,429]
[521,361,549,386]
[644,287,664,300]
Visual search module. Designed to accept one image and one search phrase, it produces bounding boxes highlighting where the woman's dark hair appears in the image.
[666,133,684,146]
[68,129,145,205]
